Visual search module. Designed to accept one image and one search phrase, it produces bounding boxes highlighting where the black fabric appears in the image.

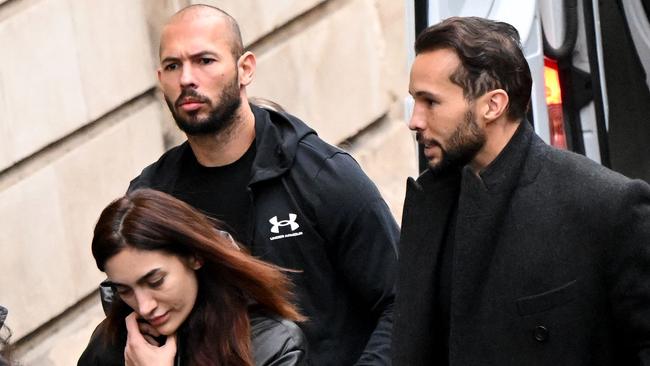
[435,196,458,363]
[393,169,461,364]
[128,105,398,366]
[173,141,255,244]
[250,311,309,366]
[77,309,309,366]
[393,121,650,365]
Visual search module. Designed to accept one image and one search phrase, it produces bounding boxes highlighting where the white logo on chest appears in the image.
[268,213,303,240]
[269,214,300,233]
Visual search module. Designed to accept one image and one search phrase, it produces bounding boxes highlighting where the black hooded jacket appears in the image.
[128,105,399,365]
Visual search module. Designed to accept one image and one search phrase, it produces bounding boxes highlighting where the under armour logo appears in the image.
[269,214,300,234]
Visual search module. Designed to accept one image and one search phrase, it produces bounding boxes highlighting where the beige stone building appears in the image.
[0,0,417,364]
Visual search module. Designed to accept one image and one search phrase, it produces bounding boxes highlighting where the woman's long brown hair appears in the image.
[92,189,304,366]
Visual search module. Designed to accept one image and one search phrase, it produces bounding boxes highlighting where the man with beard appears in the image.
[392,17,650,365]
[122,4,398,366]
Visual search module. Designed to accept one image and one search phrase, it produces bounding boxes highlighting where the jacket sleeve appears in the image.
[251,315,310,366]
[313,152,399,365]
[265,349,308,366]
[608,179,650,361]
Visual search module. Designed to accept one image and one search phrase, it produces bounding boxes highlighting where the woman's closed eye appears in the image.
[114,285,132,296]
[149,277,165,289]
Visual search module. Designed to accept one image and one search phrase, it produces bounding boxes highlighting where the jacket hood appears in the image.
[250,104,316,184]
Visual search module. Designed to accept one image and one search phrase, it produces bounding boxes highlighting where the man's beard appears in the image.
[166,75,242,136]
[419,109,486,174]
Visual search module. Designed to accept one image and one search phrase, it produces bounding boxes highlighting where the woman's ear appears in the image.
[188,256,203,270]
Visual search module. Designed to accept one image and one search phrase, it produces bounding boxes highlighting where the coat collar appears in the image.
[476,120,540,193]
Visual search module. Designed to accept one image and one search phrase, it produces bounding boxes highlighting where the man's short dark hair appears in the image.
[415,16,533,121]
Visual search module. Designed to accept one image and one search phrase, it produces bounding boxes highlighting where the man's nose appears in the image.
[180,64,197,88]
[408,104,426,131]
[134,290,157,316]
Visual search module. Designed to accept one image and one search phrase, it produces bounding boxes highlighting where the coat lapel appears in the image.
[394,169,460,364]
[399,170,460,273]
[450,169,512,317]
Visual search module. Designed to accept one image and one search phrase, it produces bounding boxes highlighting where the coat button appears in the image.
[533,325,549,342]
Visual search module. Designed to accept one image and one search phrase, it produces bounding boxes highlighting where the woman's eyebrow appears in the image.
[103,268,162,288]
[135,268,163,285]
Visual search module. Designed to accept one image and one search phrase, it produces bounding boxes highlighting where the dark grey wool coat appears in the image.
[393,121,650,365]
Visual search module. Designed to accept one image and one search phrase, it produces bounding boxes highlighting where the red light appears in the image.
[544,58,567,149]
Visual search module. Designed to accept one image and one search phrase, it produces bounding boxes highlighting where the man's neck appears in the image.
[186,103,256,167]
[469,118,521,174]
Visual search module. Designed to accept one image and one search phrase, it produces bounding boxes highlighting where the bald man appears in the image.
[84,5,399,366]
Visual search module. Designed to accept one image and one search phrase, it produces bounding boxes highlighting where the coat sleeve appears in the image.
[313,152,399,366]
[608,179,650,360]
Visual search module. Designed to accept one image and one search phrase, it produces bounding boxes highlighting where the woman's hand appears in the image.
[124,312,177,366]
[137,318,163,347]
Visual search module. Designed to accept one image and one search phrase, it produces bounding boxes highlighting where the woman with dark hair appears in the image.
[78,189,308,366]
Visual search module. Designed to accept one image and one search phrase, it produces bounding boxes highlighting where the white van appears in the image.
[406,0,650,183]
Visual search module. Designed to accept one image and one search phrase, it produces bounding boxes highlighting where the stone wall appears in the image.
[0,0,416,364]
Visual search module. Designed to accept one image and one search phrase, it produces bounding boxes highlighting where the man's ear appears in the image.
[480,89,509,122]
[238,51,256,87]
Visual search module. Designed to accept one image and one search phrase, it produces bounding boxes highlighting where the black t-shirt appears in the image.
[173,141,256,245]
